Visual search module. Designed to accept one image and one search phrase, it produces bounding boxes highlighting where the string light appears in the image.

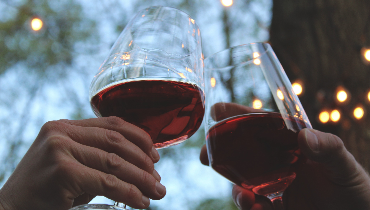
[31,17,43,31]
[336,90,348,103]
[292,82,303,96]
[319,111,330,123]
[354,107,364,120]
[221,0,233,7]
[330,110,341,122]
[253,99,263,109]
[363,49,370,62]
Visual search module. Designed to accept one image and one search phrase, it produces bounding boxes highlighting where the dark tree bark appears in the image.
[269,0,370,170]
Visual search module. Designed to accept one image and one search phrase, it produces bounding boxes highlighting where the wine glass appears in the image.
[70,6,204,210]
[204,43,311,210]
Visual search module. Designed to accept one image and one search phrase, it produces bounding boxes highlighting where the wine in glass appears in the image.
[204,43,311,209]
[71,6,204,210]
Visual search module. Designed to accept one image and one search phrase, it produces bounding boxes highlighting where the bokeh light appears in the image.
[354,107,364,120]
[253,58,261,65]
[364,49,370,62]
[31,18,43,31]
[330,110,341,122]
[221,0,233,7]
[319,111,330,123]
[253,99,263,109]
[292,83,303,96]
[337,90,348,103]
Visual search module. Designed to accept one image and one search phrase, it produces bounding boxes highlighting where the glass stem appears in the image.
[267,191,285,210]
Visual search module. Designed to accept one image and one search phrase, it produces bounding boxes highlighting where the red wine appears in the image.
[91,80,205,148]
[206,112,307,196]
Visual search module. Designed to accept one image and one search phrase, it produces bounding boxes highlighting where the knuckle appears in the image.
[102,174,119,192]
[40,121,66,136]
[140,170,153,186]
[105,116,126,128]
[44,135,70,153]
[143,155,155,172]
[328,133,345,153]
[105,130,123,145]
[126,184,139,201]
[106,153,122,171]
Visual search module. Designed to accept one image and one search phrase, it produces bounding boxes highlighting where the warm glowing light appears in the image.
[295,105,301,111]
[319,111,330,123]
[186,67,193,73]
[253,99,263,109]
[277,90,284,100]
[253,52,260,58]
[253,59,261,65]
[364,49,370,62]
[211,77,216,88]
[121,54,130,60]
[221,0,233,7]
[182,44,184,48]
[190,18,195,24]
[31,18,43,31]
[330,110,341,122]
[129,40,133,47]
[337,90,348,102]
[292,83,303,96]
[178,73,186,79]
[368,91,370,101]
[142,15,145,17]
[354,107,364,120]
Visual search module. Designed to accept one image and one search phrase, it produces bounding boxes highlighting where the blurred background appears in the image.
[0,0,369,209]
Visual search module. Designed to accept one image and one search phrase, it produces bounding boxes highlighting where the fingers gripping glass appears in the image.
[70,6,204,210]
[204,43,311,210]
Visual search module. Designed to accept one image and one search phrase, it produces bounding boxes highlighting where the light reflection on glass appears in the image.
[277,89,284,100]
[210,77,216,88]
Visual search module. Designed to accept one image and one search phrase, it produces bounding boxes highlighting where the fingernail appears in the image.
[153,169,161,181]
[155,181,166,196]
[305,129,319,152]
[236,192,242,208]
[142,195,150,207]
[151,146,160,162]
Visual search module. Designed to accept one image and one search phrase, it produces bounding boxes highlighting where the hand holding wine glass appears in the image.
[73,5,204,210]
[201,42,370,210]
[0,117,165,210]
[199,103,370,209]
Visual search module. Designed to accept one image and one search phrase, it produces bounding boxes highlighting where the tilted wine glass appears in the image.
[70,6,204,210]
[204,43,311,210]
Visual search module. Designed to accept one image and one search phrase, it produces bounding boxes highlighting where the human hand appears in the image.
[200,103,370,210]
[0,116,166,210]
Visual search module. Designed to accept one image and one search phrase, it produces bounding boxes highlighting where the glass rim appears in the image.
[204,42,271,68]
[134,5,199,26]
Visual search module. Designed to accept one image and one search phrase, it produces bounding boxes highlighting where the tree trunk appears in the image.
[269,0,370,170]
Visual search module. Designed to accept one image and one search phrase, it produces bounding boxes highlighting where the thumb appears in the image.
[298,128,365,185]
